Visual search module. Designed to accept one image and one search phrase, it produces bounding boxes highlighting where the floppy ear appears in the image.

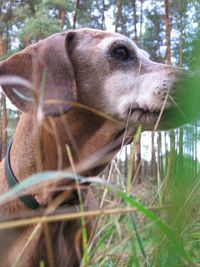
[0,31,77,116]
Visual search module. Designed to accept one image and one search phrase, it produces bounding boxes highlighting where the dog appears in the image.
[0,28,184,267]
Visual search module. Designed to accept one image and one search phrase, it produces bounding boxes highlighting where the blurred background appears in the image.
[0,1,200,265]
[0,0,200,186]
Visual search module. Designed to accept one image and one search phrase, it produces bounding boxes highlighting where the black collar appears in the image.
[5,141,40,209]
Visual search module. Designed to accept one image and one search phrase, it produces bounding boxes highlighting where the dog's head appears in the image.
[0,28,188,130]
[65,29,182,130]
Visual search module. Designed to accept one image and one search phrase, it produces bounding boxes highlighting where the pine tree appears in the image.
[164,0,171,63]
[77,0,109,29]
[142,1,165,61]
[44,0,74,29]
[72,0,80,29]
[132,0,139,43]
[17,2,61,46]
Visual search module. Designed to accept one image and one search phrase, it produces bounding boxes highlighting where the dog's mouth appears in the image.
[129,107,160,116]
[126,105,186,131]
[128,106,190,130]
[127,106,161,128]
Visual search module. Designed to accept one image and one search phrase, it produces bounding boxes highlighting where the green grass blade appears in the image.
[129,214,146,260]
[0,171,84,205]
[116,191,192,265]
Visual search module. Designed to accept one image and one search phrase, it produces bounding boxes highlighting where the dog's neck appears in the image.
[1,108,120,210]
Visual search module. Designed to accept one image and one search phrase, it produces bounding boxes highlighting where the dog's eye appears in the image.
[111,46,130,61]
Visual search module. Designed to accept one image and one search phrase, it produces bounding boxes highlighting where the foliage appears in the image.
[19,7,61,44]
[142,3,165,61]
[77,0,108,29]
[0,0,200,266]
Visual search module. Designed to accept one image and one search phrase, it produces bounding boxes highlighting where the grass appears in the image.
[81,153,200,267]
[1,113,200,265]
[1,114,200,264]
[1,147,199,266]
[1,29,200,267]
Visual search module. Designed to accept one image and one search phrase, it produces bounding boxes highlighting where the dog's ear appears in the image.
[0,31,77,116]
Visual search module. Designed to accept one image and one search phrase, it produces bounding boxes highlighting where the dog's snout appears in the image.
[150,67,181,106]
[166,70,176,78]
[153,79,172,98]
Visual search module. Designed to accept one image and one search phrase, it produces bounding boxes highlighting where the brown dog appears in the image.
[0,28,180,267]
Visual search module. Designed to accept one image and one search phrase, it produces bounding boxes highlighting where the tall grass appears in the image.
[0,32,200,267]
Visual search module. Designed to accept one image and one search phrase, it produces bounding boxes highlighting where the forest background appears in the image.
[0,0,200,179]
[0,1,200,266]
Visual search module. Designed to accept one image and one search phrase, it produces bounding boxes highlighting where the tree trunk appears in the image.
[73,0,80,29]
[0,32,4,57]
[1,92,7,159]
[178,128,183,159]
[151,132,156,178]
[194,123,198,177]
[170,131,175,155]
[164,131,168,172]
[134,137,142,183]
[143,159,147,178]
[132,0,138,43]
[60,9,66,30]
[179,25,183,66]
[101,0,106,30]
[178,1,184,66]
[124,145,128,179]
[115,0,122,33]
[23,36,31,47]
[0,28,6,160]
[139,0,144,46]
[157,132,163,177]
[27,0,36,16]
[95,0,106,30]
[164,0,171,64]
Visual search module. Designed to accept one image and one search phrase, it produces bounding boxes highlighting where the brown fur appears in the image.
[0,108,120,266]
[0,28,180,266]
